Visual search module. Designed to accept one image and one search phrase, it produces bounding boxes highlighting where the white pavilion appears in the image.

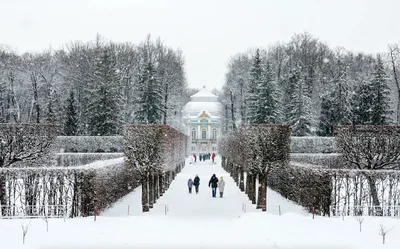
[182,87,222,155]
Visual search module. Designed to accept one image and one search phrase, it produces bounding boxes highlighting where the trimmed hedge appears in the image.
[55,153,124,167]
[54,136,123,153]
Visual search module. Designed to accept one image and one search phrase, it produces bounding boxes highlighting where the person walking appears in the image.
[193,153,197,162]
[193,175,200,194]
[188,178,193,194]
[218,176,225,198]
[199,154,203,162]
[208,174,219,198]
[211,153,216,163]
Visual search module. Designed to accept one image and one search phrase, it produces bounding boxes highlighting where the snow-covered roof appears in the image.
[190,86,218,102]
[183,87,222,118]
[183,101,222,118]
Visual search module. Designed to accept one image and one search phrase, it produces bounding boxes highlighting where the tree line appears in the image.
[0,34,191,135]
[220,32,400,136]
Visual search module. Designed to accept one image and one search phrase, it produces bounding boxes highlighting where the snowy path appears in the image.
[101,156,308,218]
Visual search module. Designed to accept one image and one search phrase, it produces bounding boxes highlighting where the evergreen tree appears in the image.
[288,72,313,136]
[331,60,352,126]
[64,90,78,136]
[317,94,334,136]
[135,61,164,124]
[370,55,392,124]
[246,49,263,124]
[257,60,281,124]
[283,64,300,123]
[352,81,373,125]
[87,47,122,135]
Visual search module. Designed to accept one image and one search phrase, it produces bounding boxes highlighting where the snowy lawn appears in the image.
[1,157,400,249]
[1,213,400,249]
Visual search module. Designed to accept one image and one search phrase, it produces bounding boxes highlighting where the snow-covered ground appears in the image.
[1,157,400,249]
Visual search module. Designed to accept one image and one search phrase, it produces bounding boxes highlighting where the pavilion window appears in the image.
[202,129,207,139]
[212,129,217,140]
[192,129,197,139]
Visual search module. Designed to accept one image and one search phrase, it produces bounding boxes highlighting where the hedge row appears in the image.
[55,135,336,153]
[0,158,140,218]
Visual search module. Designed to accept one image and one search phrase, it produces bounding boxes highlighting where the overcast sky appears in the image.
[1,0,399,89]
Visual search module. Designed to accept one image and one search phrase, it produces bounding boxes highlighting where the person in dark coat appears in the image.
[188,178,193,194]
[208,174,219,198]
[193,175,200,194]
[199,154,203,162]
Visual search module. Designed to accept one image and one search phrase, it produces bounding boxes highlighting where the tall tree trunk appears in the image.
[0,174,6,216]
[239,167,245,192]
[230,90,237,131]
[233,165,239,186]
[251,174,257,204]
[245,172,250,195]
[159,173,164,196]
[257,174,267,211]
[141,172,149,212]
[366,175,382,215]
[154,173,159,202]
[163,84,169,124]
[149,173,154,209]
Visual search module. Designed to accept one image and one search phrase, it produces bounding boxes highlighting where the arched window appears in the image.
[212,129,217,140]
[202,129,207,139]
[192,128,197,139]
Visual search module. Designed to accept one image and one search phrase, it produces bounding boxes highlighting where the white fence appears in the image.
[330,205,400,218]
[0,204,68,219]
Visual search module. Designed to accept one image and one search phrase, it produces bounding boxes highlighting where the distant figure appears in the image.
[193,174,200,194]
[193,153,197,162]
[212,153,216,163]
[188,178,193,194]
[218,176,225,198]
[208,174,219,198]
[199,154,203,162]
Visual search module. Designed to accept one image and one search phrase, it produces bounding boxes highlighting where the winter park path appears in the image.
[4,157,400,249]
[101,156,308,218]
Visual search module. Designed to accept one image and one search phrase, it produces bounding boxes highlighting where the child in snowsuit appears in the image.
[188,178,193,193]
[219,176,225,198]
[193,175,200,193]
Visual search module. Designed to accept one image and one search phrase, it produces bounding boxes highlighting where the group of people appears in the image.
[193,153,216,163]
[187,175,201,194]
[187,174,225,198]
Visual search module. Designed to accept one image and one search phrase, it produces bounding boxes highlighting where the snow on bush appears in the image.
[290,153,343,168]
[0,124,58,168]
[335,125,400,214]
[0,157,140,218]
[219,125,291,211]
[54,136,123,153]
[124,124,188,212]
[55,153,124,166]
[291,136,337,153]
[268,161,400,217]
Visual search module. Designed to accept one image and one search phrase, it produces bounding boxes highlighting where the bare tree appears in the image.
[42,215,49,232]
[355,216,364,232]
[379,224,394,244]
[21,221,31,244]
[336,126,400,211]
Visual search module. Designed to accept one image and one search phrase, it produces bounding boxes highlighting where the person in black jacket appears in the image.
[208,174,219,197]
[193,175,200,194]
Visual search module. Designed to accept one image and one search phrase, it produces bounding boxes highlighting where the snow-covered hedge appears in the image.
[0,157,140,218]
[268,161,400,216]
[0,124,58,168]
[54,136,123,153]
[290,136,337,153]
[124,124,188,212]
[55,153,124,166]
[55,135,337,154]
[290,153,343,168]
[220,125,291,210]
